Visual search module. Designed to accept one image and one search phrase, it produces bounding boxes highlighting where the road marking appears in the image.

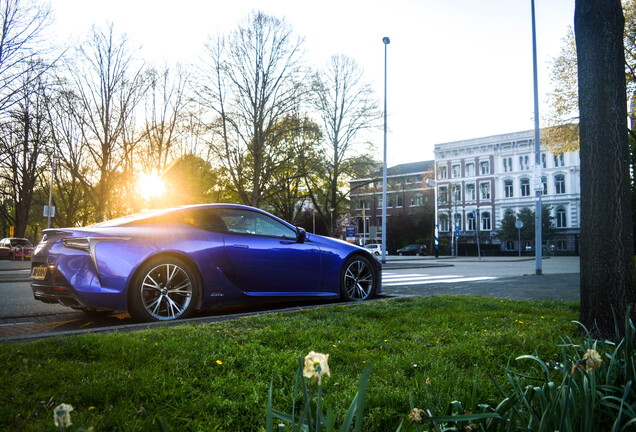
[382,274,497,287]
[0,322,35,327]
[383,274,461,280]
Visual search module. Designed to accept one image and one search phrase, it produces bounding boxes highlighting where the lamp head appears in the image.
[382,37,390,45]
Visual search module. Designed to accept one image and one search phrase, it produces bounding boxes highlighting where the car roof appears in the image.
[90,204,283,228]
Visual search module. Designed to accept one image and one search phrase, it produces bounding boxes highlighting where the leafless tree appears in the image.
[139,64,190,173]
[46,78,96,227]
[0,60,52,236]
[0,0,53,115]
[198,11,307,207]
[307,54,380,235]
[65,24,146,222]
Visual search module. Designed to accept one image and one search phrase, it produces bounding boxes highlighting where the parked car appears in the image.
[30,204,382,322]
[396,244,427,256]
[0,237,34,261]
[364,243,387,256]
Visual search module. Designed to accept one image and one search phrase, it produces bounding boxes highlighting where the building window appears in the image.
[452,184,461,201]
[520,178,530,197]
[480,182,491,200]
[405,177,412,184]
[388,196,394,207]
[439,214,449,232]
[397,194,403,207]
[504,180,513,198]
[479,161,490,175]
[541,176,547,195]
[481,211,491,231]
[451,164,460,178]
[557,239,567,250]
[377,197,383,208]
[438,166,447,179]
[466,183,476,201]
[465,162,475,177]
[358,199,368,209]
[555,174,566,194]
[556,208,567,228]
[467,212,476,231]
[411,193,424,206]
[439,186,448,203]
[415,175,423,183]
[501,157,513,173]
[554,153,564,167]
[454,213,462,231]
[541,153,547,168]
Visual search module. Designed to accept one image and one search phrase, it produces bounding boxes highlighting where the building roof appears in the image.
[384,160,434,176]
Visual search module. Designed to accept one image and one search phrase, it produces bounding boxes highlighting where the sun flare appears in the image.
[138,172,166,201]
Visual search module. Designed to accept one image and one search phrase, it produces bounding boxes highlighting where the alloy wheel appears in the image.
[343,258,374,300]
[140,263,193,320]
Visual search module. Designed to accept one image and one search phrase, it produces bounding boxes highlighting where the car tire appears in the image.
[340,255,377,302]
[129,256,200,322]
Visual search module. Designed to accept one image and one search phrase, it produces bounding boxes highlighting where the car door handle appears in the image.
[232,244,249,249]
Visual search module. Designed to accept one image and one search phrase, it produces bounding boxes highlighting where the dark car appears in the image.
[0,237,34,261]
[396,244,427,256]
[30,204,382,322]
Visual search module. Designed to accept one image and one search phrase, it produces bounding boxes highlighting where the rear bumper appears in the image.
[30,264,88,309]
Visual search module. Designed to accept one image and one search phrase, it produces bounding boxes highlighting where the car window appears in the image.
[219,209,296,239]
[180,210,228,233]
[133,209,228,233]
[11,239,32,247]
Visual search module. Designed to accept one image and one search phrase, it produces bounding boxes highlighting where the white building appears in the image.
[434,130,580,254]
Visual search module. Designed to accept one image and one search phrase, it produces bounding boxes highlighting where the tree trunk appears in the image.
[576,0,636,338]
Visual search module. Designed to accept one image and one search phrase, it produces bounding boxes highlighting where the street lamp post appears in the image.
[47,154,62,229]
[531,0,543,275]
[381,36,390,264]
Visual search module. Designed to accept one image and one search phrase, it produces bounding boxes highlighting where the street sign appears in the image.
[43,205,55,218]
[346,226,356,242]
[515,220,524,229]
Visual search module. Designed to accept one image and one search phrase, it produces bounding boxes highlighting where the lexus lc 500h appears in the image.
[30,204,381,322]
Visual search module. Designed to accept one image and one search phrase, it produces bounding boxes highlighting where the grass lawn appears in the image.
[0,296,580,431]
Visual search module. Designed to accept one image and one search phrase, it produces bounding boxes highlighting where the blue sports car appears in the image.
[30,204,381,322]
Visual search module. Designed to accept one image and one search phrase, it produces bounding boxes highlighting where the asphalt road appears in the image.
[0,256,579,342]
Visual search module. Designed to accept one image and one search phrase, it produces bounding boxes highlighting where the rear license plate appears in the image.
[31,266,48,280]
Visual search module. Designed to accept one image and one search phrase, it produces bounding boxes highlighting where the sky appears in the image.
[47,0,575,167]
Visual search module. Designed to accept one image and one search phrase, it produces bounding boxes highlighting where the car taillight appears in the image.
[62,238,91,252]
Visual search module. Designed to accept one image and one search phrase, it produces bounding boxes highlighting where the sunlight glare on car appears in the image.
[138,172,166,201]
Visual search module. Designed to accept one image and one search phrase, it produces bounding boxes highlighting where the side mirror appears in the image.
[296,227,307,243]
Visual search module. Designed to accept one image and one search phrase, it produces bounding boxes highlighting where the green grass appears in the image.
[0,296,579,431]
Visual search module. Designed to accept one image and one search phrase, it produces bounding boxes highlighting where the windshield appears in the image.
[10,239,32,247]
